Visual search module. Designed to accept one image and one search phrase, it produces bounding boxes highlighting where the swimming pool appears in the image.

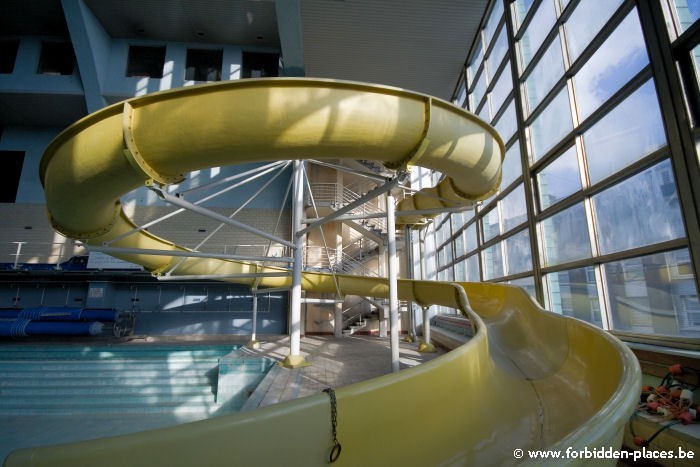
[0,343,274,416]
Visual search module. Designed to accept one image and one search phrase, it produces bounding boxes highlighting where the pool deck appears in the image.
[0,334,444,462]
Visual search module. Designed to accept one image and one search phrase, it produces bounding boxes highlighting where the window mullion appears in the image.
[636,0,700,286]
[504,0,544,304]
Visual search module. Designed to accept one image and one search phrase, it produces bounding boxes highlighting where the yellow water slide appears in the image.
[5,78,640,466]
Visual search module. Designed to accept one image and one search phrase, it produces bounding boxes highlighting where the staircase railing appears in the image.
[304,246,377,276]
[309,182,387,234]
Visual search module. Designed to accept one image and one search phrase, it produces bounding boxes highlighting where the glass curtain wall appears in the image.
[439,0,700,344]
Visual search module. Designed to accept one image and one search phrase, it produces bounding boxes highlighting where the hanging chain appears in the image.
[323,387,342,463]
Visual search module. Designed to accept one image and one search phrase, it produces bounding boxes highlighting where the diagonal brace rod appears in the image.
[150,185,295,249]
[297,176,401,236]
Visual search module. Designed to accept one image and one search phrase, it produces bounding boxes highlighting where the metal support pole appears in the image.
[387,194,400,372]
[247,293,260,349]
[12,242,25,270]
[419,306,436,353]
[334,301,343,338]
[282,160,309,368]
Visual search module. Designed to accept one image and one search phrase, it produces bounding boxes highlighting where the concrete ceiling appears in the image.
[0,0,489,126]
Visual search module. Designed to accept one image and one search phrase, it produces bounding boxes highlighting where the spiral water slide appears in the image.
[5,79,640,466]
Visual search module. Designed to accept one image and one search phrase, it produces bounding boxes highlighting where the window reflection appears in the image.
[490,61,513,116]
[524,35,565,114]
[536,145,581,210]
[573,10,648,122]
[502,141,523,187]
[483,242,504,280]
[509,276,537,299]
[468,39,484,86]
[482,207,500,242]
[484,0,505,49]
[512,0,537,32]
[501,184,527,232]
[454,80,467,107]
[493,99,517,142]
[465,223,478,254]
[540,202,592,266]
[666,0,700,36]
[471,69,488,111]
[605,249,700,337]
[529,86,573,160]
[486,28,509,82]
[583,80,666,184]
[546,267,602,326]
[505,229,532,275]
[467,254,480,281]
[593,159,685,254]
[564,0,624,62]
[518,0,557,70]
[454,259,466,281]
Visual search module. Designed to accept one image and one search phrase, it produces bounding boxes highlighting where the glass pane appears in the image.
[490,61,513,116]
[502,141,523,187]
[455,258,466,280]
[465,222,478,254]
[529,87,573,161]
[454,228,465,258]
[693,43,700,92]
[573,10,648,122]
[605,249,700,337]
[468,38,484,86]
[583,80,666,184]
[470,69,487,111]
[536,145,581,210]
[483,242,504,280]
[505,229,532,275]
[454,79,467,107]
[593,159,685,254]
[493,99,517,142]
[669,0,700,34]
[484,1,505,49]
[513,0,537,31]
[451,211,465,232]
[478,100,491,122]
[509,276,537,299]
[482,207,501,242]
[444,242,454,266]
[486,28,509,82]
[564,0,624,62]
[501,184,527,232]
[546,267,602,326]
[540,202,592,266]
[524,35,565,114]
[466,253,480,281]
[518,0,557,70]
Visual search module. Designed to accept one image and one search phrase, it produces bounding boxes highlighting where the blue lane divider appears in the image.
[0,320,104,337]
[0,307,117,337]
[0,307,119,322]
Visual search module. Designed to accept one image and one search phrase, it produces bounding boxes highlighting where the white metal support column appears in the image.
[281,160,309,368]
[247,293,260,350]
[387,194,400,372]
[418,306,436,353]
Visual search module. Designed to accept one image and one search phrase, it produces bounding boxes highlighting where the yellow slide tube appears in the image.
[5,78,640,466]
